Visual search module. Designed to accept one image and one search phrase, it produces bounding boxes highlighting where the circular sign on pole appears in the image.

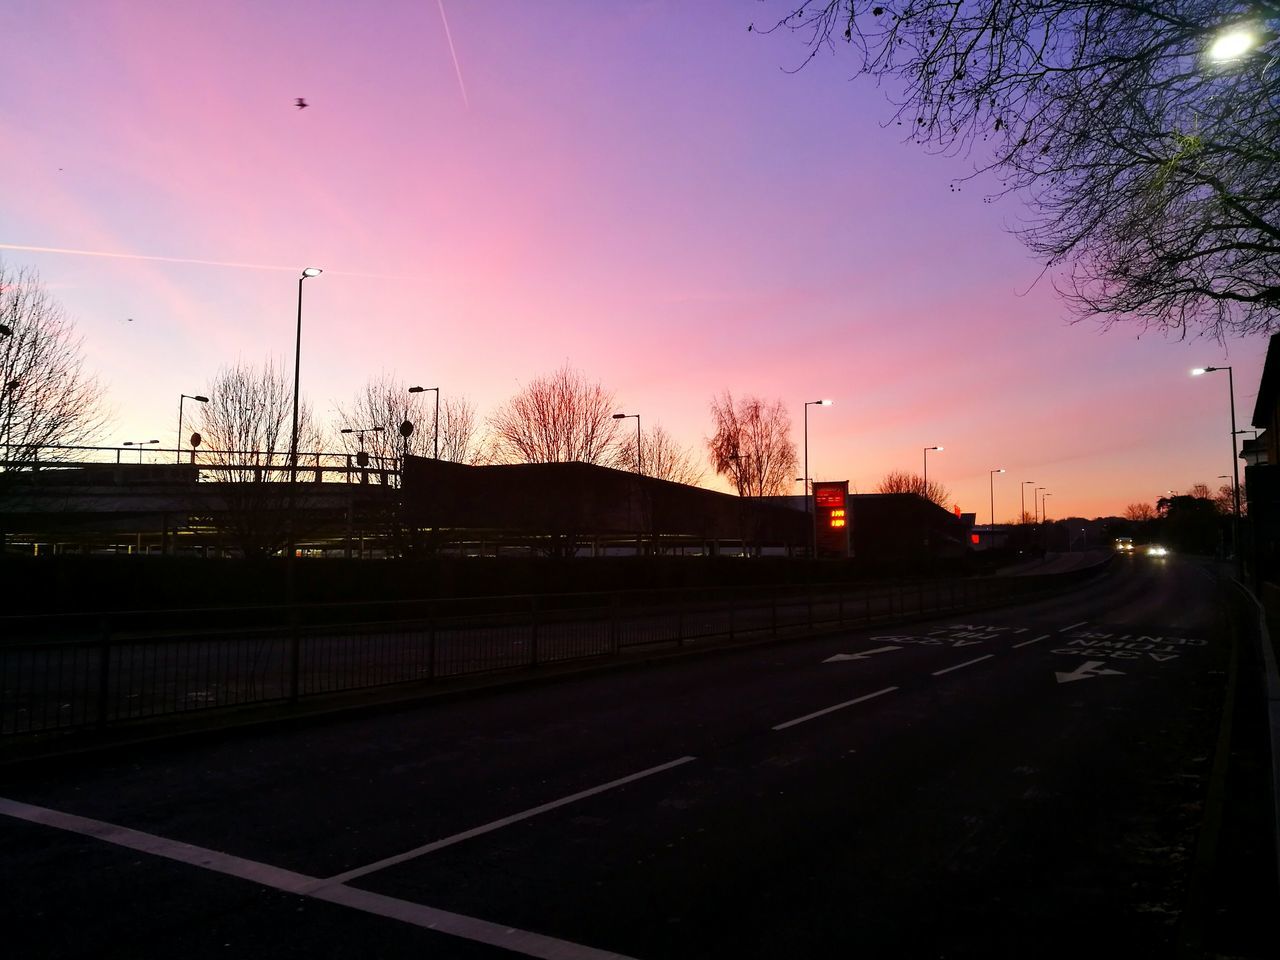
[356,450,370,467]
[189,432,202,448]
[399,420,414,438]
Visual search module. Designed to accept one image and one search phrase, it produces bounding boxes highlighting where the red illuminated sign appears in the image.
[815,487,844,508]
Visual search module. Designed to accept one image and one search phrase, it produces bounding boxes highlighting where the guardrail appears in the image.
[0,560,1110,739]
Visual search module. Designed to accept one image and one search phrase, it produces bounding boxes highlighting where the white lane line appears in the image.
[772,686,898,731]
[1061,621,1088,632]
[310,884,638,959]
[931,654,995,676]
[0,796,318,893]
[0,794,642,960]
[326,755,699,885]
[1013,634,1050,649]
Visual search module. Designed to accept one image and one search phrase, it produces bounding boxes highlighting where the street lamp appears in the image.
[1208,26,1258,62]
[1022,480,1035,525]
[1037,487,1046,523]
[612,412,642,474]
[805,400,832,557]
[176,393,208,463]
[408,386,440,459]
[123,439,159,463]
[340,425,384,462]
[1192,366,1242,570]
[1042,493,1053,522]
[923,445,943,497]
[989,468,1005,529]
[288,266,322,561]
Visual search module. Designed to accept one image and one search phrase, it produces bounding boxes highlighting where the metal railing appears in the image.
[0,561,1109,739]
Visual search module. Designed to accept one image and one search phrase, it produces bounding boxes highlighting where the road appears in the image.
[0,555,1262,958]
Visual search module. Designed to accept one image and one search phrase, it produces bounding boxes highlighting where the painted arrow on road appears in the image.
[825,645,902,663]
[1055,660,1125,684]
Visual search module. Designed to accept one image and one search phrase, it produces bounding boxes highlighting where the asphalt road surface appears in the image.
[0,555,1256,958]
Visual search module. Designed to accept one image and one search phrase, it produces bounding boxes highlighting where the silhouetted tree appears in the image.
[197,359,322,558]
[760,2,1280,339]
[1187,482,1214,500]
[1124,502,1158,522]
[334,375,482,467]
[0,261,108,473]
[618,423,705,486]
[488,365,627,466]
[707,392,798,496]
[877,469,950,509]
[1214,481,1243,517]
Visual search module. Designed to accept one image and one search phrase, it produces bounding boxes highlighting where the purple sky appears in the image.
[1,1,1265,520]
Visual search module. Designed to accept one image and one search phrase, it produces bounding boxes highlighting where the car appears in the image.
[1146,544,1169,557]
[1115,537,1135,553]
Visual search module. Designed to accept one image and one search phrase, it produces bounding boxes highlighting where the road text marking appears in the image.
[931,654,995,676]
[1055,660,1125,684]
[772,686,899,731]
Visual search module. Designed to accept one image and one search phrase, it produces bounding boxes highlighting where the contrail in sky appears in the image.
[0,243,416,280]
[437,0,470,109]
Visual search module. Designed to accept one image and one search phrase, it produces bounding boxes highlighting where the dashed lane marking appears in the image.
[772,686,899,731]
[931,654,996,676]
[1012,634,1050,649]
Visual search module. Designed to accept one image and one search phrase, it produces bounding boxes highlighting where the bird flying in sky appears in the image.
[295,97,308,109]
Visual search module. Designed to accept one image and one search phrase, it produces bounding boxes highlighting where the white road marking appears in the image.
[1061,621,1088,632]
[0,762,702,960]
[1055,660,1125,684]
[326,755,699,885]
[931,654,995,676]
[1013,634,1050,649]
[772,686,898,731]
[824,645,901,663]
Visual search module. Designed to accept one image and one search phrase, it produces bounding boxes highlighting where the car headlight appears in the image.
[1146,545,1168,557]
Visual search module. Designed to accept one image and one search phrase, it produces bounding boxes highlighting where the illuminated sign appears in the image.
[815,487,844,508]
[830,508,846,529]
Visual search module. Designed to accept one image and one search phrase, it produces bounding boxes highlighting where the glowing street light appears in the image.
[1208,26,1258,62]
[989,468,1005,528]
[1192,365,1242,571]
[1022,480,1035,525]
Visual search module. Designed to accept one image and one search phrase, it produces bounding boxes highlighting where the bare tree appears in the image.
[618,423,706,486]
[0,261,108,472]
[336,374,430,467]
[438,396,483,464]
[760,2,1280,340]
[707,391,798,496]
[1214,481,1242,517]
[877,469,951,509]
[1187,481,1214,500]
[1124,502,1158,521]
[488,365,626,466]
[196,359,322,558]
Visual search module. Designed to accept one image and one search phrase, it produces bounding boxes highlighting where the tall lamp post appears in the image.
[612,412,642,473]
[176,393,208,463]
[923,445,943,496]
[989,468,1005,529]
[1193,366,1242,573]
[805,399,832,557]
[1022,480,1035,525]
[1037,487,1046,524]
[288,267,322,562]
[408,385,440,459]
[123,439,159,463]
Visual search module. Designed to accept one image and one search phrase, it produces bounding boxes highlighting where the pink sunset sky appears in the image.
[0,0,1266,521]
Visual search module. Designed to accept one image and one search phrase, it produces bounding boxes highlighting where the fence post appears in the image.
[729,591,736,642]
[677,592,685,647]
[427,612,437,680]
[530,596,540,667]
[610,593,621,654]
[96,616,111,728]
[289,607,301,704]
[771,586,778,638]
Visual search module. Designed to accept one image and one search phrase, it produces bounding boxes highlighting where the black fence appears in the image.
[0,562,1109,739]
